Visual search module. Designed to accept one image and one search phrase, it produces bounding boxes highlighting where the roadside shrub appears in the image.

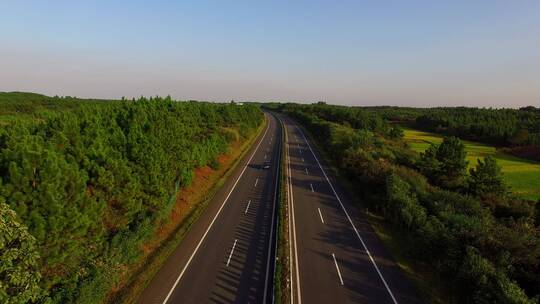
[209,157,220,170]
[385,173,427,230]
[457,247,533,304]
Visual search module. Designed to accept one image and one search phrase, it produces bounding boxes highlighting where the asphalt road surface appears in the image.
[137,111,422,304]
[137,112,281,304]
[279,114,422,304]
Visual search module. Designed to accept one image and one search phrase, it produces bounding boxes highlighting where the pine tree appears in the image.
[468,156,506,197]
[435,136,468,188]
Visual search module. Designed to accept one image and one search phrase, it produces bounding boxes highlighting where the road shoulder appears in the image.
[110,115,268,304]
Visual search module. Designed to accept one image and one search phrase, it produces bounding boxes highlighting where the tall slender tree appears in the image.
[468,156,507,197]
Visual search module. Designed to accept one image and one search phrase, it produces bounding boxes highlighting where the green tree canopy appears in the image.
[468,156,507,197]
[419,136,468,189]
[0,94,263,303]
[389,126,404,139]
[0,202,46,304]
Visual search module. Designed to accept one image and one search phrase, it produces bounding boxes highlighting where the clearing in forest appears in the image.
[403,128,540,201]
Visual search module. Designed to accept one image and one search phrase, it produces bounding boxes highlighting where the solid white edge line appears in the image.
[317,208,325,224]
[285,120,295,304]
[161,117,270,304]
[245,200,251,214]
[332,253,344,286]
[296,123,399,304]
[264,114,281,303]
[227,239,238,266]
[286,119,302,304]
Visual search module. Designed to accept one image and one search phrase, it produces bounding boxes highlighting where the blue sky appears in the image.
[1,1,539,107]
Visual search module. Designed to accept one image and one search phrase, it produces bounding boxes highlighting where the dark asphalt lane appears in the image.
[137,112,281,304]
[280,115,422,304]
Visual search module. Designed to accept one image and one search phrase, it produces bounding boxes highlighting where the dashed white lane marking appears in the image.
[297,124,398,303]
[264,154,267,159]
[245,200,251,214]
[318,208,325,224]
[254,178,259,187]
[310,183,314,192]
[332,253,344,285]
[305,168,309,175]
[160,119,270,304]
[301,157,304,162]
[226,239,238,266]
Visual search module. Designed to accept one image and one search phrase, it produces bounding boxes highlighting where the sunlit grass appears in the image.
[403,128,540,201]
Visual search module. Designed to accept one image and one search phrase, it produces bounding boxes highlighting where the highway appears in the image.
[137,111,421,304]
[137,112,281,304]
[279,115,422,304]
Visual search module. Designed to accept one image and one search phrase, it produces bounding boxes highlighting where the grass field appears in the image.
[403,128,540,201]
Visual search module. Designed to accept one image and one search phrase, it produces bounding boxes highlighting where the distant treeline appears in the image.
[415,107,540,147]
[0,92,107,117]
[271,102,540,303]
[290,103,540,160]
[0,93,262,303]
[270,103,540,147]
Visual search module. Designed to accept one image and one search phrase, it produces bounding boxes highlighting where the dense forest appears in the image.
[270,102,540,303]
[0,93,262,303]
